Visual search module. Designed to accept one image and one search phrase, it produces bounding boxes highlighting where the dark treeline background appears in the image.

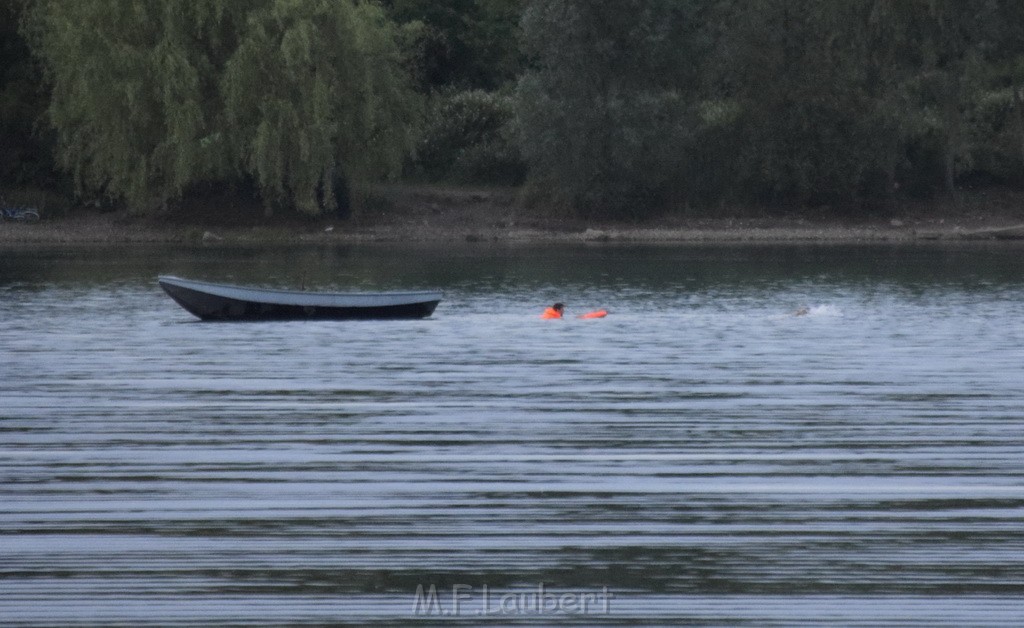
[2,0,1024,218]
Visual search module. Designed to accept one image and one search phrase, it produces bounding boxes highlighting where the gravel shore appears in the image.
[3,185,1024,246]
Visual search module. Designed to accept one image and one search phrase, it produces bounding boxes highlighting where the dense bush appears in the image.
[412,89,525,185]
[6,0,1024,220]
[0,0,58,189]
[963,89,1024,186]
[516,0,1024,215]
[516,0,701,217]
[382,0,524,91]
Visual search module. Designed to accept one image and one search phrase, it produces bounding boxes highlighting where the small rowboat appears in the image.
[158,275,441,321]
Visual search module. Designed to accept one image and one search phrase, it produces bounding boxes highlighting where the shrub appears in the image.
[413,89,526,185]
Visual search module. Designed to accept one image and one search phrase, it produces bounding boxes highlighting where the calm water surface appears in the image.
[2,243,1024,626]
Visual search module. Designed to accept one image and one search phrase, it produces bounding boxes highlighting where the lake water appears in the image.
[2,242,1024,626]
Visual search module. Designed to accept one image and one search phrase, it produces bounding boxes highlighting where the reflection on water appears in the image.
[2,243,1024,625]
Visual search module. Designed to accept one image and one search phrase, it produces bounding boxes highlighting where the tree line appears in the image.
[2,0,1024,217]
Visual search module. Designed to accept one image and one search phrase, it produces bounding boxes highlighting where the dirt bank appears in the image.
[3,184,1024,246]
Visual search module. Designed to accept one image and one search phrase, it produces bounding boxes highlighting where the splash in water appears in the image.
[793,304,842,317]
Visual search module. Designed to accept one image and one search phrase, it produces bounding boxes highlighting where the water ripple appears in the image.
[2,243,1024,625]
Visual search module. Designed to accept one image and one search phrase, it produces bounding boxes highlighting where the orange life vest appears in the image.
[541,307,563,319]
[579,309,607,319]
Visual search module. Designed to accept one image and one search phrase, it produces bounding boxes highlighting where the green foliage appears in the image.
[26,0,418,215]
[516,0,1024,214]
[516,0,705,217]
[412,89,525,185]
[10,0,1024,220]
[382,0,523,90]
[709,0,891,204]
[0,0,58,187]
[222,0,417,214]
[962,88,1024,185]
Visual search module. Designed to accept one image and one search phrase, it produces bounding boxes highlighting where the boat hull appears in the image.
[158,276,441,321]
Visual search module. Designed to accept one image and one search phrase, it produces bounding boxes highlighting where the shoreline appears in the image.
[3,185,1024,246]
[4,215,1024,247]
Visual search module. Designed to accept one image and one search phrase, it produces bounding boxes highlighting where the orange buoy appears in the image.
[578,309,607,319]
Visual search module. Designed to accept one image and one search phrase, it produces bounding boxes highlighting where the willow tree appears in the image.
[26,0,417,214]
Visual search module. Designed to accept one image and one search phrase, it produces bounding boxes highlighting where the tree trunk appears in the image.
[942,71,960,197]
[1014,86,1024,181]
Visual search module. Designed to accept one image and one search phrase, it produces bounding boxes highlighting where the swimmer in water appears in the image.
[793,306,810,317]
[541,303,565,319]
